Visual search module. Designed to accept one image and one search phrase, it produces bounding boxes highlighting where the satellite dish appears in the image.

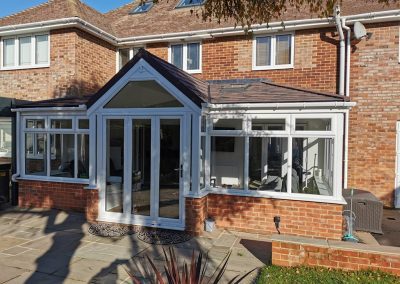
[353,22,367,40]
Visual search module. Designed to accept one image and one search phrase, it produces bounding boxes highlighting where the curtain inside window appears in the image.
[3,39,15,67]
[256,36,271,66]
[35,35,49,65]
[19,37,32,66]
[276,35,291,65]
[171,44,183,69]
[187,43,200,70]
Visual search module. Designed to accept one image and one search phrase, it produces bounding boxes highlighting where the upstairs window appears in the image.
[169,42,201,73]
[118,47,142,70]
[253,33,294,70]
[131,1,153,14]
[176,0,205,8]
[1,33,49,70]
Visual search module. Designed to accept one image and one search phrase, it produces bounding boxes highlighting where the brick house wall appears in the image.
[186,195,343,240]
[0,28,116,101]
[347,21,400,207]
[18,180,98,222]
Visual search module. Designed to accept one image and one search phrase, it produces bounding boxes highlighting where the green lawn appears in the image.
[257,266,400,284]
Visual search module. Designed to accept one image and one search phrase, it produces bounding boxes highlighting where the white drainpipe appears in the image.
[342,18,351,189]
[335,6,345,97]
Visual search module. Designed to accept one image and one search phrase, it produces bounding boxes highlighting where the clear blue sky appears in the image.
[0,0,133,18]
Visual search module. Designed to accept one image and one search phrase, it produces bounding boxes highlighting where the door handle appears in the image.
[180,164,183,178]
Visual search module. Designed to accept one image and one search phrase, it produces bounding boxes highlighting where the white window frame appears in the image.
[202,112,344,204]
[168,42,202,74]
[116,46,145,72]
[0,118,12,158]
[252,32,294,70]
[21,116,90,183]
[0,33,50,70]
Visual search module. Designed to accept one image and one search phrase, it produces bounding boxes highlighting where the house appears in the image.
[1,0,399,239]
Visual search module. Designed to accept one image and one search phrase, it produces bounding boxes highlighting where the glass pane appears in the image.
[200,136,205,188]
[3,38,15,67]
[256,36,271,66]
[0,119,12,157]
[210,136,244,189]
[159,119,180,219]
[35,35,49,65]
[249,137,288,192]
[292,138,334,196]
[132,1,153,13]
[78,119,89,129]
[77,134,89,179]
[187,43,200,70]
[178,0,204,7]
[296,118,331,131]
[50,134,75,178]
[132,47,141,57]
[276,35,291,65]
[132,119,152,216]
[19,36,32,66]
[106,120,124,213]
[105,80,183,108]
[25,133,47,176]
[212,119,242,130]
[119,48,130,69]
[171,44,183,69]
[26,119,45,129]
[252,119,286,131]
[51,119,72,129]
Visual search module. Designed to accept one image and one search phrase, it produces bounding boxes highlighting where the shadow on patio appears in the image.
[0,208,270,283]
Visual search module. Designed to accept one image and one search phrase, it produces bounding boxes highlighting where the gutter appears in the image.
[11,104,87,113]
[0,10,399,46]
[205,101,356,110]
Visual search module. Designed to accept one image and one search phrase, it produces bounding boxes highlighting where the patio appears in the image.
[0,207,270,283]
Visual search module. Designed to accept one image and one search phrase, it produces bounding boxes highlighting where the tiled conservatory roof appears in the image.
[15,49,347,110]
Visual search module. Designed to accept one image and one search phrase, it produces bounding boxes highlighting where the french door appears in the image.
[101,115,184,229]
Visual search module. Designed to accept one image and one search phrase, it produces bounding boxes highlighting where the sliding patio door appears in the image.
[103,116,184,229]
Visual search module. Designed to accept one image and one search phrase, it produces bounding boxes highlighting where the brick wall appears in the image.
[0,28,116,101]
[185,196,207,235]
[185,194,344,240]
[347,22,400,207]
[18,180,98,222]
[272,235,400,276]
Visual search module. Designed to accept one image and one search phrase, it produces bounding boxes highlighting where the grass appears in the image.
[257,266,400,284]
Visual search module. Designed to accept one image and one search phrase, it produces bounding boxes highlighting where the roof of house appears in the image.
[0,0,399,38]
[15,48,347,109]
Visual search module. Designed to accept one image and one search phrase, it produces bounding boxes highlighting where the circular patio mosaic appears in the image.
[88,223,134,237]
[137,228,192,245]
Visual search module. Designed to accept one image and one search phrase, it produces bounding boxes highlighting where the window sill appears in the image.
[252,65,294,71]
[0,64,50,71]
[186,69,202,74]
[187,188,347,205]
[17,175,90,185]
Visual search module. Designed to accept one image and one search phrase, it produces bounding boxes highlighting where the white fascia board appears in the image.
[205,101,356,110]
[0,10,398,47]
[12,105,87,113]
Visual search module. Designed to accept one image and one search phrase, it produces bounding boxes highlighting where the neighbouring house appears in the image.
[0,0,399,239]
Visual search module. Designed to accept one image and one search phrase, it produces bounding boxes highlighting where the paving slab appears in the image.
[0,236,29,252]
[0,264,27,283]
[6,271,85,284]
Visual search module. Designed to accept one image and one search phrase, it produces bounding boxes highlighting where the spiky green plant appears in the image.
[126,247,255,284]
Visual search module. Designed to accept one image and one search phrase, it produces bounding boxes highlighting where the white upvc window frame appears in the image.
[21,116,90,183]
[0,33,50,70]
[0,117,12,158]
[116,46,145,72]
[252,32,294,70]
[202,112,344,204]
[168,42,202,74]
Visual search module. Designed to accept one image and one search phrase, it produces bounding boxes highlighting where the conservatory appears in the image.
[13,49,354,235]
